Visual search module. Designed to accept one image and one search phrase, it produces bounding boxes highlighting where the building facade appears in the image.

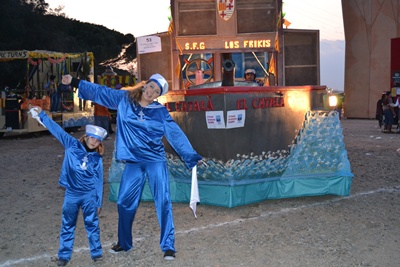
[342,0,400,118]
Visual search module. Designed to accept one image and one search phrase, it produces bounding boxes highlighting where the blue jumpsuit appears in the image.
[39,111,103,261]
[76,79,202,253]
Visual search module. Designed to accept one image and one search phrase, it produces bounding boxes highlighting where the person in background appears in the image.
[45,75,61,113]
[29,106,107,266]
[59,83,74,112]
[244,68,263,86]
[61,73,202,261]
[93,101,112,139]
[108,83,123,134]
[26,84,36,99]
[392,94,400,133]
[382,91,396,133]
[376,93,384,128]
[244,68,257,82]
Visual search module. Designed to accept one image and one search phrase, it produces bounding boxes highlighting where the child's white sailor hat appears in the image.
[86,125,107,141]
[149,73,169,96]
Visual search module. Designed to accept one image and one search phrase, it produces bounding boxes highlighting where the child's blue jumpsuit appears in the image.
[39,111,103,261]
[75,79,202,253]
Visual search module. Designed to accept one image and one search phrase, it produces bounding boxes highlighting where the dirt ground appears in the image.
[1,119,400,267]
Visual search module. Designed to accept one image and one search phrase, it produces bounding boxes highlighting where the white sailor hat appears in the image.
[149,73,169,96]
[85,125,107,141]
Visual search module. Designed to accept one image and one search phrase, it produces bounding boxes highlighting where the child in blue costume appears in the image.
[62,73,202,261]
[29,107,107,266]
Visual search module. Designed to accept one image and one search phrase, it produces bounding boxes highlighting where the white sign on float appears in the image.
[137,36,162,54]
[206,111,225,129]
[0,50,28,59]
[226,110,245,129]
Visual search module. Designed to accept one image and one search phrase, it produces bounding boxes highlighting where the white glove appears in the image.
[29,107,46,128]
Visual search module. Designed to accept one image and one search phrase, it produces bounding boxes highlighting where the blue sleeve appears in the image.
[77,80,127,110]
[95,160,104,208]
[39,111,76,148]
[164,113,202,169]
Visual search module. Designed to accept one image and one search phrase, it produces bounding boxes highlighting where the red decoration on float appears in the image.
[28,58,42,66]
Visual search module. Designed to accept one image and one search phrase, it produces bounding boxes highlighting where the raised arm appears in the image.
[62,74,126,109]
[29,106,76,148]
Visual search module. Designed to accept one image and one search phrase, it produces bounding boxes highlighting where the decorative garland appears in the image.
[28,57,67,65]
[27,58,42,66]
[48,57,66,64]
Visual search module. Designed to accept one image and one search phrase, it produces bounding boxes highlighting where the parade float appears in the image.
[0,50,95,137]
[107,0,353,207]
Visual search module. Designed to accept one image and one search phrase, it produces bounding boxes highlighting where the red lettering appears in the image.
[176,102,181,112]
[189,102,193,111]
[166,97,218,113]
[237,98,248,110]
[167,96,284,113]
[259,98,265,108]
[181,102,187,111]
[164,102,172,111]
[279,97,285,107]
[252,98,258,109]
[252,97,285,109]
[194,101,200,111]
[266,98,272,107]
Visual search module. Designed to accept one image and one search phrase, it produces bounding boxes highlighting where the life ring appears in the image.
[184,58,214,87]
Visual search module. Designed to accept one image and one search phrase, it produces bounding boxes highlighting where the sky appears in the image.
[45,0,172,37]
[283,0,344,41]
[283,0,345,92]
[45,0,345,91]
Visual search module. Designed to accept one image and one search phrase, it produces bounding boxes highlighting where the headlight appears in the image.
[329,95,338,107]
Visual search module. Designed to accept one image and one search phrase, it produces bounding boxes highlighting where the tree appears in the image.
[22,0,49,15]
[46,4,67,17]
[0,0,136,89]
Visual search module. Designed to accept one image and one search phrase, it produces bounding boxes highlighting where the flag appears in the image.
[174,32,183,78]
[276,10,282,29]
[264,76,270,86]
[175,57,181,78]
[168,19,174,35]
[283,18,291,28]
[269,53,276,76]
[274,31,280,53]
[190,165,200,218]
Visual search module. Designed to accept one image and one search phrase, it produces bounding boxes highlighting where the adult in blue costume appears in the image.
[62,73,202,261]
[29,107,107,266]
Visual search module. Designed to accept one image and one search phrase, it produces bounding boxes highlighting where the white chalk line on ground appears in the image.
[1,186,399,267]
[178,186,400,234]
